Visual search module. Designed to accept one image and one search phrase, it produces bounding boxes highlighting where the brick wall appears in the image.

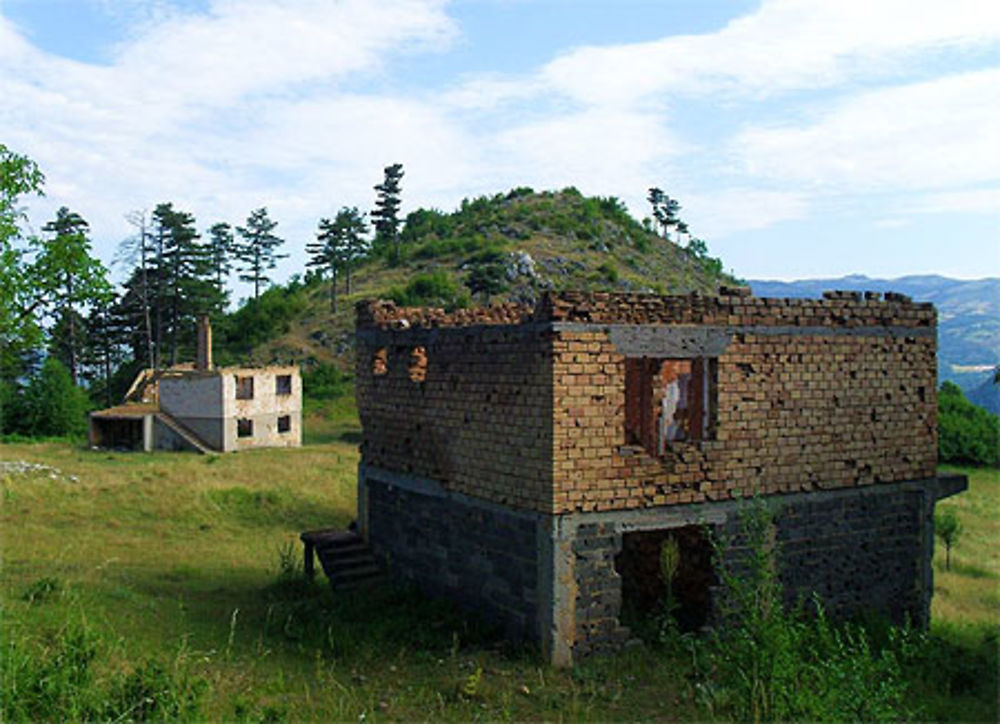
[355,301,553,511]
[550,291,936,512]
[355,290,937,515]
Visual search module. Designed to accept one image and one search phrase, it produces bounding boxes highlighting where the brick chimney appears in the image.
[196,315,212,371]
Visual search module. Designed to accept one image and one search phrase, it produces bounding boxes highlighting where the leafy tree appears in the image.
[16,358,90,437]
[938,381,1000,466]
[934,509,962,571]
[234,207,286,299]
[0,144,45,380]
[37,207,112,384]
[371,163,404,264]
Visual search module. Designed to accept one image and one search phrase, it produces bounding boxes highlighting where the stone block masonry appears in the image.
[353,290,964,664]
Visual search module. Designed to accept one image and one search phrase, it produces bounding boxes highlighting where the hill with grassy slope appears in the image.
[217,187,738,370]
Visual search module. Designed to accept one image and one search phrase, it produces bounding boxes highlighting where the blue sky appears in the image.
[2,0,998,296]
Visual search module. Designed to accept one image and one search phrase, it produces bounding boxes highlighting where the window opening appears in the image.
[276,374,292,395]
[277,415,291,433]
[237,418,253,438]
[235,375,254,400]
[408,346,427,382]
[625,357,716,456]
[372,348,388,376]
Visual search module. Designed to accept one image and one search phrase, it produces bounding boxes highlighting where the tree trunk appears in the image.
[66,273,78,386]
[330,268,338,314]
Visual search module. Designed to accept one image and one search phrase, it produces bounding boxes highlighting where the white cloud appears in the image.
[908,187,1000,215]
[733,69,1000,192]
[457,0,1000,108]
[1,0,998,286]
[683,189,809,239]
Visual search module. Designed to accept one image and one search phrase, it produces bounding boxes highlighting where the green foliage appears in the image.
[698,499,912,721]
[215,284,307,360]
[235,207,287,299]
[4,358,90,437]
[595,260,619,282]
[1,619,204,722]
[388,270,468,310]
[934,509,962,570]
[372,163,404,263]
[464,251,509,303]
[410,235,490,260]
[302,363,351,401]
[938,381,1000,466]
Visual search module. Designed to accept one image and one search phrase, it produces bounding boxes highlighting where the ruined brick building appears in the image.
[89,317,302,453]
[352,289,965,664]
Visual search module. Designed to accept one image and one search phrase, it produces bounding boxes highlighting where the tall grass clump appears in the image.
[698,499,913,722]
[1,615,205,722]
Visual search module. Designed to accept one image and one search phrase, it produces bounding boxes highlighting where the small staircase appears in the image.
[300,528,383,590]
[154,411,216,454]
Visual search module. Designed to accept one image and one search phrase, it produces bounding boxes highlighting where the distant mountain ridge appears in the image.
[749,275,999,408]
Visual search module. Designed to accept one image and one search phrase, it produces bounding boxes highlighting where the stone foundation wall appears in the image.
[362,467,543,642]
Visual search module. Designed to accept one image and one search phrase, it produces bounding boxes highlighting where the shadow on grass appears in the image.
[116,562,507,666]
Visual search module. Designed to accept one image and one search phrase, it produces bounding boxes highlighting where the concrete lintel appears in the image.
[609,325,731,358]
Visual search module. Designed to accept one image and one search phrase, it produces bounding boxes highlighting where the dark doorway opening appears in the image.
[92,417,144,451]
[615,525,715,634]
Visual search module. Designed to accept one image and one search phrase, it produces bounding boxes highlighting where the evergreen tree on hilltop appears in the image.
[207,221,235,293]
[338,206,368,294]
[308,215,347,314]
[371,163,404,264]
[308,206,369,313]
[235,207,287,300]
[646,187,682,240]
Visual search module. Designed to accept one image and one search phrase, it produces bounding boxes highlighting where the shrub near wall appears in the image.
[938,382,1000,466]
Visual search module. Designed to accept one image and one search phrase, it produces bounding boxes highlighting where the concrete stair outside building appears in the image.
[154,411,216,454]
[300,528,383,590]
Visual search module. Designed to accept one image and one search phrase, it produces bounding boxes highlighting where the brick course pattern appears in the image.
[356,290,936,514]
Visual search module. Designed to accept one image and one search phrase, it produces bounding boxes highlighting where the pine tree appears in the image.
[37,207,111,385]
[207,222,235,292]
[338,206,368,295]
[307,215,345,313]
[234,207,287,299]
[646,187,682,240]
[371,163,404,264]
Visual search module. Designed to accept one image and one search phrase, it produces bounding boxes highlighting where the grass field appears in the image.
[2,412,997,721]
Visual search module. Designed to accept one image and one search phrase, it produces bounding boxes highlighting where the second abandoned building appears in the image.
[351,289,965,665]
[89,317,302,453]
